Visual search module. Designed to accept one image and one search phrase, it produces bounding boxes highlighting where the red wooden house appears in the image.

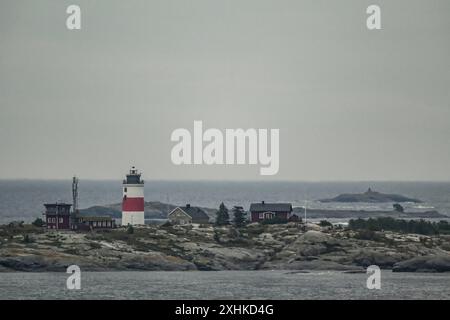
[44,203,72,230]
[249,201,293,222]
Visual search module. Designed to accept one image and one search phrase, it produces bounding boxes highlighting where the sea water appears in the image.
[0,270,449,300]
[0,180,449,224]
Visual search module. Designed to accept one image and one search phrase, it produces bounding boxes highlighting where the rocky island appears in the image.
[319,188,422,203]
[1,221,450,273]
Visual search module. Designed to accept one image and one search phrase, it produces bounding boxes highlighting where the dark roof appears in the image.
[249,202,292,213]
[44,203,72,207]
[179,205,209,220]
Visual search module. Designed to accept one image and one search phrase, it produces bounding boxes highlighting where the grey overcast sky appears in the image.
[0,0,449,181]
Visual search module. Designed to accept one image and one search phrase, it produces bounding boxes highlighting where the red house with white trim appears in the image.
[44,203,72,230]
[249,201,293,223]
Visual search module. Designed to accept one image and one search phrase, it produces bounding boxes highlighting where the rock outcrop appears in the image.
[1,223,450,272]
[392,255,450,272]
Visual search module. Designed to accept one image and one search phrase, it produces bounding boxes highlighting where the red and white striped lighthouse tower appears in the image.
[122,166,145,226]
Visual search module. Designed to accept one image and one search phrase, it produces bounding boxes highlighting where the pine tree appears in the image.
[215,202,230,226]
[232,206,247,227]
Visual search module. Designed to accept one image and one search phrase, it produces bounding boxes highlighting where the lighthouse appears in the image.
[122,166,145,226]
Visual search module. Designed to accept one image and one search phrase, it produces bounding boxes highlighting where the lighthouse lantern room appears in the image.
[122,166,145,226]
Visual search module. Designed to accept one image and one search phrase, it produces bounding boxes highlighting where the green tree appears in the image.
[32,218,45,227]
[232,206,247,227]
[215,202,230,226]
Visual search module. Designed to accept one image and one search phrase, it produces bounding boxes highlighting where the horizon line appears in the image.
[1,178,450,183]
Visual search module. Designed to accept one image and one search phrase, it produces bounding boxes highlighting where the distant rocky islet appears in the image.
[319,188,422,203]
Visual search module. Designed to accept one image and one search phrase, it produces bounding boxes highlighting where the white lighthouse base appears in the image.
[122,212,145,226]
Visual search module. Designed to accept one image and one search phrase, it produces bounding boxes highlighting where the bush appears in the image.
[126,224,134,234]
[89,242,102,249]
[213,230,221,242]
[32,218,45,227]
[261,217,288,225]
[354,229,379,241]
[23,234,34,243]
[8,221,24,228]
[319,220,333,227]
[64,248,80,255]
[161,221,173,228]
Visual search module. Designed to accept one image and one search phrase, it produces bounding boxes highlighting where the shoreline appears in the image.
[0,269,446,274]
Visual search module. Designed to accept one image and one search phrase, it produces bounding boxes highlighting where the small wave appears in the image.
[412,205,435,209]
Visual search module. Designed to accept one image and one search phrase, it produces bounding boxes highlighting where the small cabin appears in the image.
[73,215,116,231]
[168,204,210,225]
[249,201,293,223]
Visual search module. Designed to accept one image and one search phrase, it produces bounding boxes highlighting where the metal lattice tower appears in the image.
[72,176,79,213]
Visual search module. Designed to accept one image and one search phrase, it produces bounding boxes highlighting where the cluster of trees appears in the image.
[215,203,247,227]
[349,217,450,235]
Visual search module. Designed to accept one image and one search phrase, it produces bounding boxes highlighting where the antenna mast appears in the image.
[72,176,79,213]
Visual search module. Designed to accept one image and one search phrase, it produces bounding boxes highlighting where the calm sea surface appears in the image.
[1,181,450,300]
[0,180,449,224]
[0,271,449,300]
